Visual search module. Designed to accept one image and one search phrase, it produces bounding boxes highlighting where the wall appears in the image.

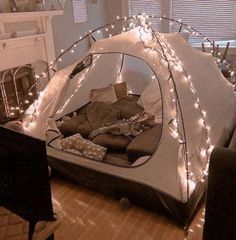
[52,0,107,69]
[105,0,123,22]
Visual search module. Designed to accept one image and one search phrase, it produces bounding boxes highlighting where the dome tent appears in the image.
[20,17,236,223]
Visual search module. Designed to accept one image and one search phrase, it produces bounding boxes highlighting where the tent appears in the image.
[19,23,236,223]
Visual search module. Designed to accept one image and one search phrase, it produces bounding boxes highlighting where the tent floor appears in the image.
[48,156,206,225]
[104,152,133,166]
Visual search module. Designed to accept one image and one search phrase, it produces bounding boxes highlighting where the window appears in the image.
[172,0,236,43]
[72,0,88,23]
[130,0,162,30]
[129,0,236,43]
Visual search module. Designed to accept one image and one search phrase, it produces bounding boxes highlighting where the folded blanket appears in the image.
[89,112,155,139]
[86,101,120,130]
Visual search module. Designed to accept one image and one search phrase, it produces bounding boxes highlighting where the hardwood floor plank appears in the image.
[51,177,203,240]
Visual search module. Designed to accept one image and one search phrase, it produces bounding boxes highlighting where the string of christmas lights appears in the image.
[135,14,211,193]
[6,14,234,119]
[4,14,234,200]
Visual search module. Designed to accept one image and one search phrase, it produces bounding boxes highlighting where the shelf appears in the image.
[0,33,45,45]
[0,10,63,21]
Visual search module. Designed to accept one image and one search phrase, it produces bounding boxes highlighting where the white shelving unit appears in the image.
[0,10,63,71]
[0,10,63,20]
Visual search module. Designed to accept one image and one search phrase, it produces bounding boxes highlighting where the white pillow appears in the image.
[137,79,162,123]
[180,32,190,42]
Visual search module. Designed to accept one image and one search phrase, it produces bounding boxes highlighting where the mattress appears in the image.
[47,148,206,225]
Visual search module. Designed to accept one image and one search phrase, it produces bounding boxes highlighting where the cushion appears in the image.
[58,114,87,137]
[77,120,92,138]
[112,95,143,119]
[127,124,162,159]
[113,82,128,100]
[180,32,190,42]
[90,85,117,103]
[86,102,119,130]
[137,80,162,123]
[93,133,131,151]
[60,133,107,161]
[64,148,83,156]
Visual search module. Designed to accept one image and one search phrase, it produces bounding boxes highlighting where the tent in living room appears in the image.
[18,23,236,223]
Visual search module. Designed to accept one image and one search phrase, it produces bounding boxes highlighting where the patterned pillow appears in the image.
[64,149,82,156]
[60,133,107,161]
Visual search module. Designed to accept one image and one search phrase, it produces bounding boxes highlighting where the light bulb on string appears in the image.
[19,14,221,186]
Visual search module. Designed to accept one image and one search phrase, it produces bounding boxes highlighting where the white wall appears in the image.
[52,0,107,69]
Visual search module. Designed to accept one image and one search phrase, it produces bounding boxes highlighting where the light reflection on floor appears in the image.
[51,177,204,240]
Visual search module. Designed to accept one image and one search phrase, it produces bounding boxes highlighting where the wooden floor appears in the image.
[51,177,204,240]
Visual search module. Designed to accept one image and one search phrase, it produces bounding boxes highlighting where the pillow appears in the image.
[180,32,190,42]
[113,82,128,100]
[112,95,143,119]
[64,149,82,156]
[137,80,162,123]
[77,120,92,138]
[60,133,107,161]
[127,124,162,159]
[93,133,131,151]
[90,85,117,103]
[58,113,87,137]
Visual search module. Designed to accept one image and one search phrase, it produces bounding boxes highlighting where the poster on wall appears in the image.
[72,0,89,23]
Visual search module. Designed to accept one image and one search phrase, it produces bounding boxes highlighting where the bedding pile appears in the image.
[55,81,162,165]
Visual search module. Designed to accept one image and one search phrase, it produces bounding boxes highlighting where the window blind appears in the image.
[172,0,236,43]
[72,0,88,23]
[130,0,162,30]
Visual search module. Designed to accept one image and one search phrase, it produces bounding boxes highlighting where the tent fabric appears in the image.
[21,27,236,203]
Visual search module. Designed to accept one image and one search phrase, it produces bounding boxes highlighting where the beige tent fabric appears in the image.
[21,28,236,201]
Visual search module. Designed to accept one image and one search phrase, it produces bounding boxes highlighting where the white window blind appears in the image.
[130,0,162,30]
[172,0,236,43]
[72,0,88,23]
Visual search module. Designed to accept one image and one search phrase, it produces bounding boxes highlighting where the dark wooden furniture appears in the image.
[0,126,57,240]
[203,147,236,240]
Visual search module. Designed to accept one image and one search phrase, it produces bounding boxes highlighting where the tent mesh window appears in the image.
[54,53,163,168]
